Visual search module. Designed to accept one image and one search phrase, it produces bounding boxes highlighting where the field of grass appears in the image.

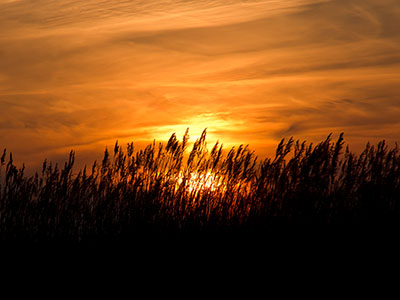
[1,129,400,244]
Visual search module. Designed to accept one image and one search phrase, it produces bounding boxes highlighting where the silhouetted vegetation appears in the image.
[1,129,400,243]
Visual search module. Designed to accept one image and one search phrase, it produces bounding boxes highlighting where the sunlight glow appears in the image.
[176,171,225,194]
[151,112,244,146]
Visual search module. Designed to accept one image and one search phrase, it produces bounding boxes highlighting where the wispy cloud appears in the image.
[1,1,327,32]
[0,0,399,168]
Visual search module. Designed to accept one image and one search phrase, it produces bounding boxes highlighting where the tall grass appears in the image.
[1,129,400,242]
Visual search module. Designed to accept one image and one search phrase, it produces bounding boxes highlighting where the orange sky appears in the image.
[1,0,400,169]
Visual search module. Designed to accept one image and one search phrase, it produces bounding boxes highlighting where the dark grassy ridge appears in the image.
[1,129,400,244]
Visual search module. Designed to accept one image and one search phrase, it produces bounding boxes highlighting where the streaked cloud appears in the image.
[0,0,399,169]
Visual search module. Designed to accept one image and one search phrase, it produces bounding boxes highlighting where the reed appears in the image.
[1,129,400,243]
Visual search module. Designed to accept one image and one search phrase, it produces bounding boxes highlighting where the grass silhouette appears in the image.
[1,129,400,244]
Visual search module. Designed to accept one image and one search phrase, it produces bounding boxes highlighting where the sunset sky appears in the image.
[1,0,400,169]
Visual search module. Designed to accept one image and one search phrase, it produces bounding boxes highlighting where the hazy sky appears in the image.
[1,0,400,168]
